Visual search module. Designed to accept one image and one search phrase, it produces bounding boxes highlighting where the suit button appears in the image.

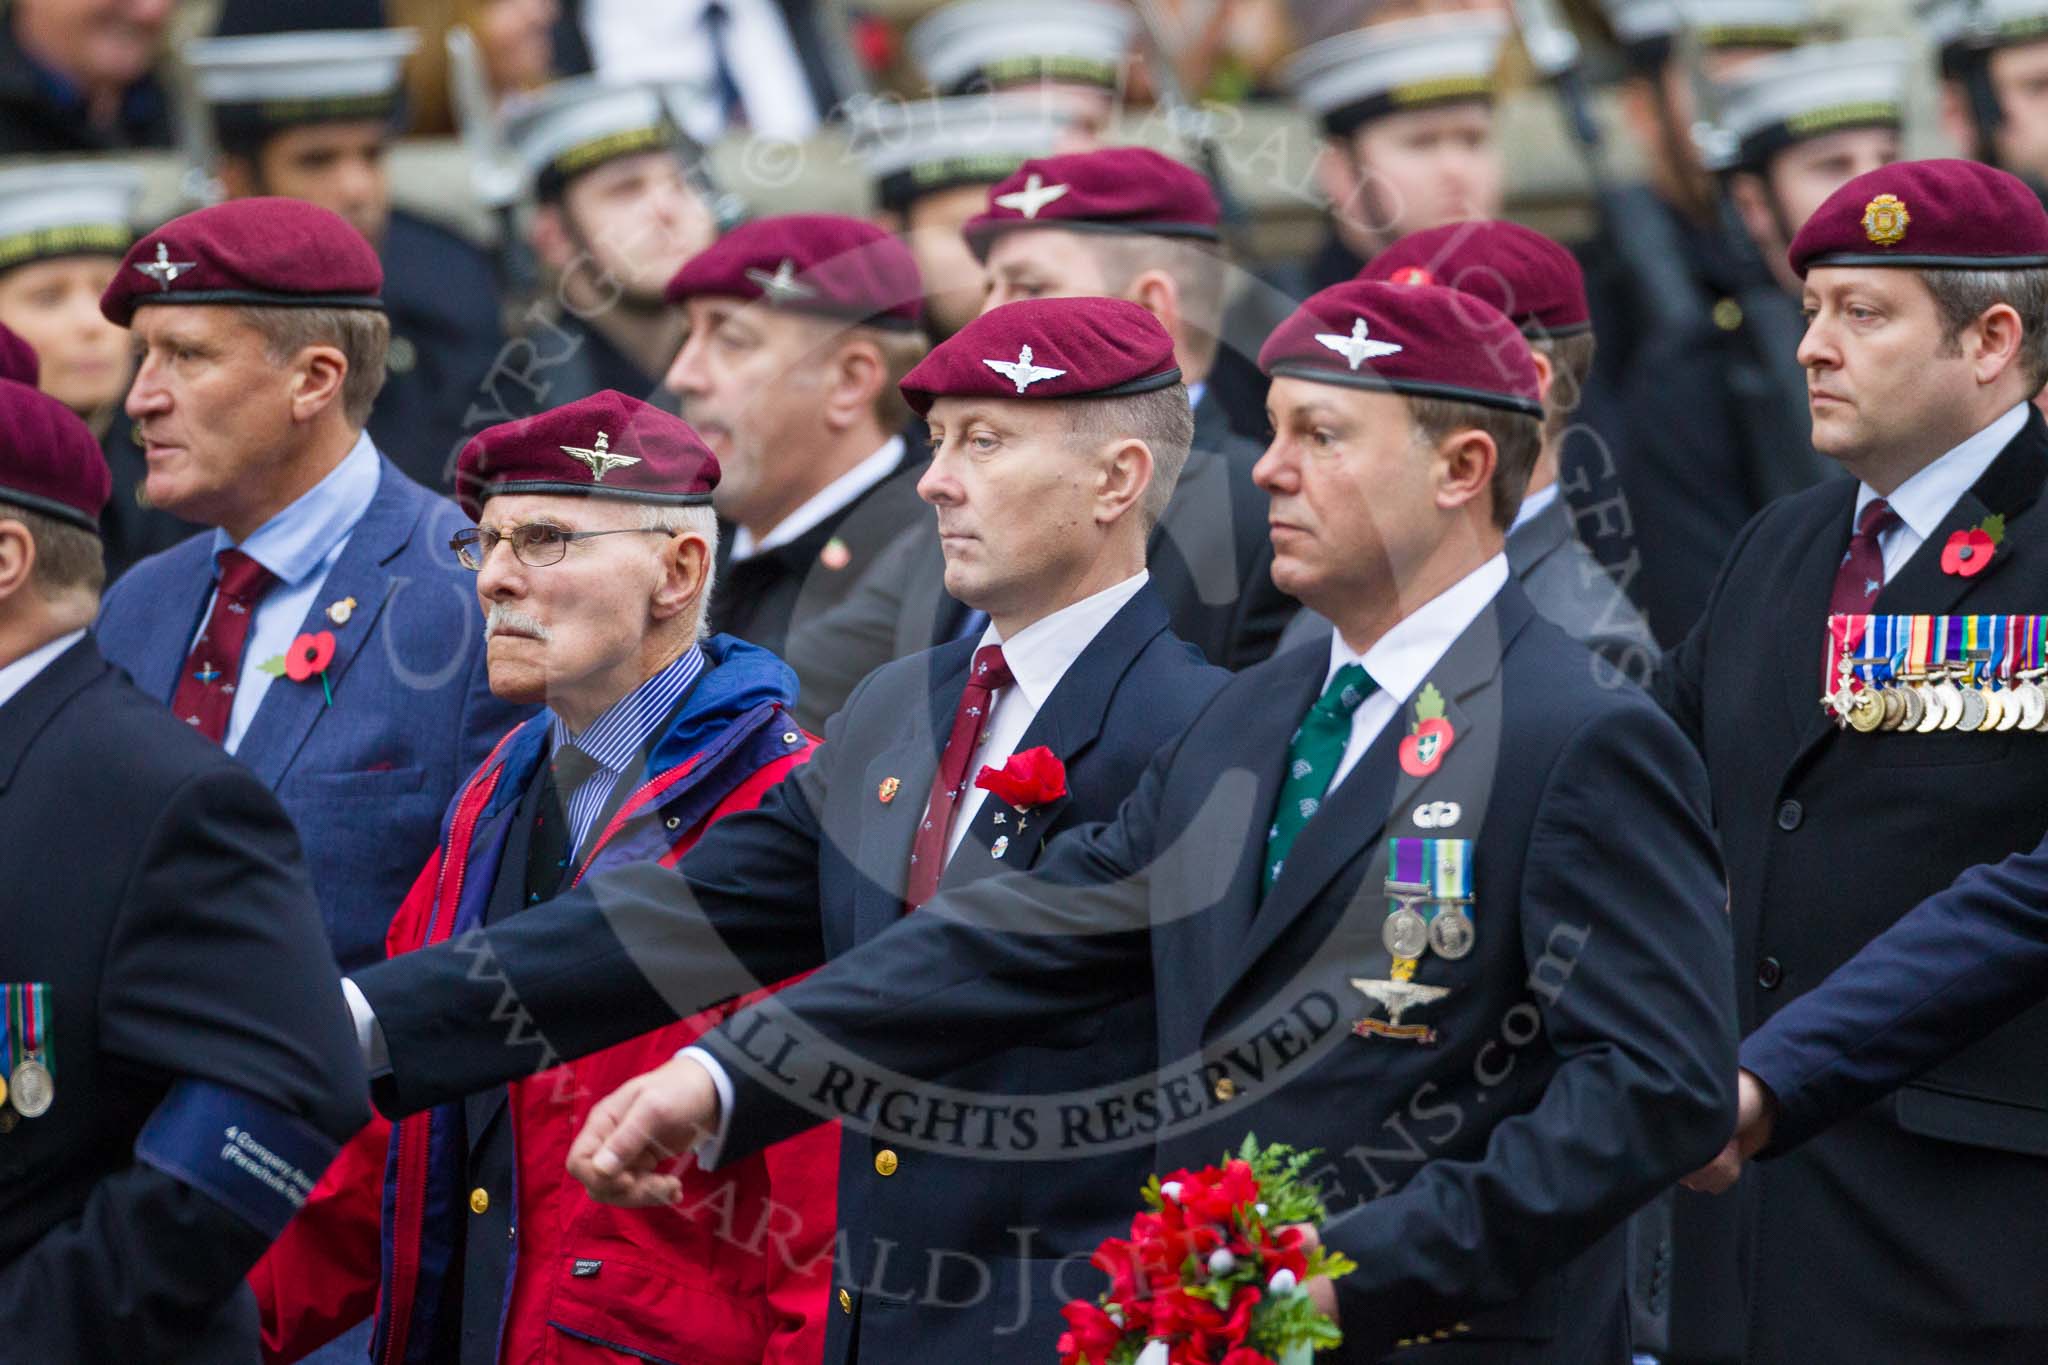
[837,1289,853,1314]
[874,1149,899,1177]
[1757,956,1784,990]
[1776,800,1803,831]
[1213,1076,1238,1102]
[469,1187,490,1215]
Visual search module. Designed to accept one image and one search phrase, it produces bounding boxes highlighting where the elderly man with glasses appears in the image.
[252,388,839,1365]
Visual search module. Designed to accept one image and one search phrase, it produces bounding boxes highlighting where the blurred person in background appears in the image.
[0,161,197,576]
[905,0,1135,143]
[394,0,561,134]
[0,0,174,153]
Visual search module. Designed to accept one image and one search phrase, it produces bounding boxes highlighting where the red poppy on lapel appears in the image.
[1942,516,2002,577]
[284,631,336,682]
[976,745,1067,808]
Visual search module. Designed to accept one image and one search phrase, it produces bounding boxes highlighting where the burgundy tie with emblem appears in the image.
[905,645,1013,912]
[1829,497,1900,616]
[170,548,276,744]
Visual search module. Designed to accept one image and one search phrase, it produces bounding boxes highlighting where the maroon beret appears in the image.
[1362,221,1589,338]
[0,378,111,531]
[1259,279,1541,416]
[963,148,1221,259]
[100,197,384,327]
[664,214,923,330]
[899,296,1180,416]
[0,321,38,386]
[456,389,720,522]
[1788,158,2048,276]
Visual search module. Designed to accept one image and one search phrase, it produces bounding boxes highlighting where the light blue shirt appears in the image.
[546,644,706,860]
[1853,401,2027,585]
[191,431,382,753]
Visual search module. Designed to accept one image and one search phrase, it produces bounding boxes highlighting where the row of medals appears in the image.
[1383,884,1475,963]
[1828,669,2048,734]
[0,1055,53,1126]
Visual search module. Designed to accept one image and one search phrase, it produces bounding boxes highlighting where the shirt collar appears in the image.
[1185,381,1207,415]
[213,430,382,586]
[0,629,85,712]
[1327,554,1510,703]
[1509,483,1560,535]
[1854,402,2028,542]
[549,644,707,777]
[729,434,905,561]
[978,571,1150,711]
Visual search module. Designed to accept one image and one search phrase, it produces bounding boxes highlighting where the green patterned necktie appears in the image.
[1263,662,1378,895]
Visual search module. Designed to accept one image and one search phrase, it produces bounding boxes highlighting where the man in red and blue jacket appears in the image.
[252,390,837,1365]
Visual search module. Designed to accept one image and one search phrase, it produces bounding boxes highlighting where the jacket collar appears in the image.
[0,635,104,793]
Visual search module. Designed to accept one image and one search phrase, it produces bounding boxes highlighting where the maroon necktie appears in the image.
[170,548,276,744]
[1829,498,1900,616]
[905,645,1012,912]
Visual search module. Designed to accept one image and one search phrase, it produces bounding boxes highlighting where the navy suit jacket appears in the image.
[93,454,534,970]
[0,638,367,1362]
[1742,825,2048,1154]
[352,584,1228,1363]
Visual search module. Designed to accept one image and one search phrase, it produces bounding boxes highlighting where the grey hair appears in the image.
[1922,265,2048,396]
[639,501,719,637]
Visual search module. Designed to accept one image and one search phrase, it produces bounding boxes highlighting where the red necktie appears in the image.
[1829,498,1900,616]
[905,645,1012,912]
[170,548,276,744]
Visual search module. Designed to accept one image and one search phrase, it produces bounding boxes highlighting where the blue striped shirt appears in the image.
[547,645,706,859]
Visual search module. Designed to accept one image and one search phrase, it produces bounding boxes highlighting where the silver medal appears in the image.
[1382,905,1430,960]
[1427,906,1475,960]
[10,1059,52,1118]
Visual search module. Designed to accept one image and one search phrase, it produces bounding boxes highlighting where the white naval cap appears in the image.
[908,0,1136,95]
[1283,14,1508,139]
[1598,0,1812,62]
[1921,0,2048,64]
[849,95,1068,211]
[182,27,418,142]
[0,162,142,274]
[1709,38,1910,171]
[504,78,682,199]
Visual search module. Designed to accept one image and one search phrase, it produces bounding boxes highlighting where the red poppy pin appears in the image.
[1941,514,2004,578]
[1398,683,1454,777]
[975,745,1067,809]
[260,631,337,705]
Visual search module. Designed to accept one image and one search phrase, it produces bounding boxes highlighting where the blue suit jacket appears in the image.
[352,583,1229,1364]
[93,454,534,970]
[1743,825,2048,1154]
[689,582,1737,1363]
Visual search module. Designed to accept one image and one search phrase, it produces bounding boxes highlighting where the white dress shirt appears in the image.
[1854,401,2026,585]
[726,435,905,563]
[1326,554,1510,791]
[579,0,820,143]
[682,570,1153,1164]
[0,629,86,711]
[193,431,382,753]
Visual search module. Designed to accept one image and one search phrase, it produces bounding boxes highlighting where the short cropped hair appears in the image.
[639,501,720,637]
[1087,233,1231,373]
[1061,382,1195,531]
[1921,266,2048,397]
[1404,396,1544,531]
[0,498,104,601]
[236,305,392,427]
[1529,330,1598,446]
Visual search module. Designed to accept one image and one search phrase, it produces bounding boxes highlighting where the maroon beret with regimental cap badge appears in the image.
[961,147,1222,260]
[1259,279,1542,416]
[99,197,384,327]
[898,296,1181,416]
[1788,158,2048,277]
[1362,221,1590,338]
[0,321,39,386]
[0,378,112,532]
[455,389,721,522]
[664,214,924,330]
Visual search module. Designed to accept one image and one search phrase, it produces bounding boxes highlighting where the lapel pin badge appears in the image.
[326,596,358,625]
[878,776,900,804]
